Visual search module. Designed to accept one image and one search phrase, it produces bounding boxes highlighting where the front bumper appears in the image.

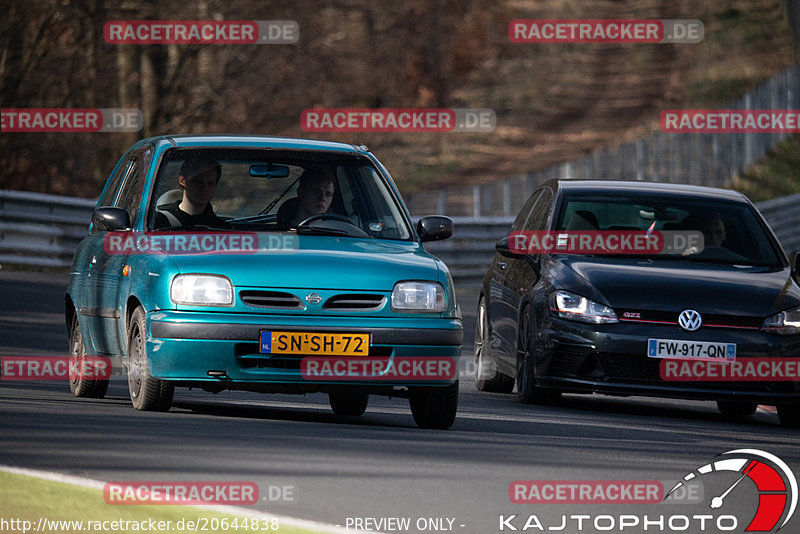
[537,318,800,403]
[146,310,462,389]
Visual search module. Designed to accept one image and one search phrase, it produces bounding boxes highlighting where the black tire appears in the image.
[68,315,109,398]
[127,306,173,411]
[474,298,514,393]
[716,400,757,417]
[409,381,459,429]
[329,392,369,416]
[517,307,561,405]
[777,403,800,428]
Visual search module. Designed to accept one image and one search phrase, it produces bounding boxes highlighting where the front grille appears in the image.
[617,309,762,330]
[240,290,303,310]
[323,294,386,311]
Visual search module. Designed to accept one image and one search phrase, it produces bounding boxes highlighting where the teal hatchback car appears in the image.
[65,135,462,428]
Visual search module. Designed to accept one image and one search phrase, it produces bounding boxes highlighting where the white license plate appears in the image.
[647,338,736,360]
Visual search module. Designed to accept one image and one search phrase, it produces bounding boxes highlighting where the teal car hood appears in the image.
[168,235,441,290]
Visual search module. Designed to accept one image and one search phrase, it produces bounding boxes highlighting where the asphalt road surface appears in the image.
[1,271,798,534]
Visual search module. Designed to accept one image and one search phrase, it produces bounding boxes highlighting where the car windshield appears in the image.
[147,148,412,240]
[555,193,784,267]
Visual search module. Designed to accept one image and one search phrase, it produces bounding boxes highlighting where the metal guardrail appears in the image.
[0,190,96,267]
[1,189,799,285]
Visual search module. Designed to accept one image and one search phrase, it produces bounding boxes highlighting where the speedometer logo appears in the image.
[665,449,797,532]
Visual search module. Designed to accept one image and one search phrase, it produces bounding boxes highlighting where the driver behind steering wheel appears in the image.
[276,168,336,229]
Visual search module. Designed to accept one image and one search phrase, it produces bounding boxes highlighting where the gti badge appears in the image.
[678,309,702,331]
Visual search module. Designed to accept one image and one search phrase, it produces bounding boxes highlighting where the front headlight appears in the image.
[391,281,446,312]
[171,274,233,306]
[762,306,800,335]
[550,290,618,324]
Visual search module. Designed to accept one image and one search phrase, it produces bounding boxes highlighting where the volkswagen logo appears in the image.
[678,309,702,331]
[305,293,322,305]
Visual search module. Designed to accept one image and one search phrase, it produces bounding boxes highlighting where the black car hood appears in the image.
[549,256,800,317]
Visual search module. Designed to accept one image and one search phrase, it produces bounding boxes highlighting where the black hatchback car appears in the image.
[475,180,800,427]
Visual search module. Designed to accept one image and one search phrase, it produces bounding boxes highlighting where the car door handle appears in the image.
[498,262,507,270]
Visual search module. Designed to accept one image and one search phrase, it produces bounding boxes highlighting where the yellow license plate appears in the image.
[260,331,370,356]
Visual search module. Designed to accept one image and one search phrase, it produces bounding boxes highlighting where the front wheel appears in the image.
[68,315,109,398]
[517,307,561,405]
[474,298,514,393]
[409,382,458,429]
[127,306,173,411]
[329,392,369,416]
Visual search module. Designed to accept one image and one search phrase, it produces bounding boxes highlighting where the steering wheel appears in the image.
[297,213,356,227]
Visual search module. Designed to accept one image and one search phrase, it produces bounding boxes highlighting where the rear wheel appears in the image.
[409,382,458,429]
[716,400,757,417]
[127,306,173,411]
[474,298,514,393]
[517,307,561,405]
[777,403,800,428]
[328,392,369,416]
[68,315,109,398]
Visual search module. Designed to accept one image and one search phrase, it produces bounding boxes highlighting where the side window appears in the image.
[512,190,542,231]
[522,187,553,232]
[98,158,132,207]
[115,156,146,227]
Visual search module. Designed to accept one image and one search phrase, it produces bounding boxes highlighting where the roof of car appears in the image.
[128,134,370,154]
[550,179,748,202]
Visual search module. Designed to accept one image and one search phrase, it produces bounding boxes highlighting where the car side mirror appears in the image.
[92,206,131,232]
[417,216,453,242]
[495,235,522,258]
[496,235,540,272]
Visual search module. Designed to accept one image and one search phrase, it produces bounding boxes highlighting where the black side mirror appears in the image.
[496,235,540,272]
[417,216,453,242]
[92,206,131,232]
[495,235,522,258]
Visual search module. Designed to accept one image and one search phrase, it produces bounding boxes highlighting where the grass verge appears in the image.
[0,471,325,534]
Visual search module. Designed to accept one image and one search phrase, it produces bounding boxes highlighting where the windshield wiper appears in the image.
[296,226,351,237]
[157,224,220,231]
[260,176,302,215]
